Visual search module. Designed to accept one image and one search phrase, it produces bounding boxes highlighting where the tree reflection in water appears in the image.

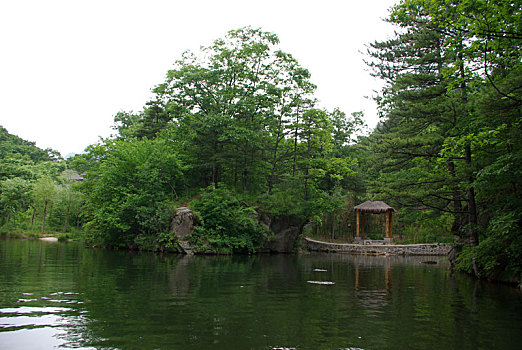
[1,240,521,350]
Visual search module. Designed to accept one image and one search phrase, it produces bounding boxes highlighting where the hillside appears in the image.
[0,126,56,161]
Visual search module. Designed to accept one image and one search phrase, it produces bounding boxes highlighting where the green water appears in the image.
[0,239,521,349]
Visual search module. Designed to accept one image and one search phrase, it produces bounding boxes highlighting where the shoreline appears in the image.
[303,237,452,256]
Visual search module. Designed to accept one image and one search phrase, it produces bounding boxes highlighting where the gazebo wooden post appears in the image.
[361,211,365,237]
[360,212,365,237]
[356,210,360,237]
[354,200,396,243]
[385,210,393,239]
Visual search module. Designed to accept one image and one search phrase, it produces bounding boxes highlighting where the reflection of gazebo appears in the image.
[354,201,396,240]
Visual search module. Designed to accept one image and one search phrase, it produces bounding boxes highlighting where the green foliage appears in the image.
[83,137,184,247]
[111,27,358,203]
[51,186,84,232]
[156,231,179,251]
[148,26,319,192]
[190,186,267,253]
[364,0,522,281]
[0,155,37,180]
[0,125,58,162]
[0,122,86,235]
[0,177,32,228]
[457,211,522,281]
[400,225,454,244]
[31,176,58,233]
[56,231,81,242]
[258,177,307,218]
[67,26,361,251]
[31,177,57,206]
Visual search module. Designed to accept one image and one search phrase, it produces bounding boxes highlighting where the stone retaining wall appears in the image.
[303,237,452,256]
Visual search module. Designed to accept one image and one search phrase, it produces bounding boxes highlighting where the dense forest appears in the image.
[1,0,520,283]
[0,126,83,236]
[363,0,521,281]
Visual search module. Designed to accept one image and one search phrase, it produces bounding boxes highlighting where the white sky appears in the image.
[0,0,397,156]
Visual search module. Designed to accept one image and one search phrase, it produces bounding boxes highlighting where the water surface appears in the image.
[1,238,521,349]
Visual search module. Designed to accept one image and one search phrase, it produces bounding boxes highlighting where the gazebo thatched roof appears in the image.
[61,169,85,182]
[354,200,396,213]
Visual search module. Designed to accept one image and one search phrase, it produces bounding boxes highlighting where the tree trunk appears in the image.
[331,211,336,239]
[268,125,282,195]
[5,211,10,229]
[63,202,70,233]
[448,160,465,237]
[457,39,479,248]
[465,144,479,247]
[303,125,312,201]
[212,140,219,186]
[243,140,249,192]
[292,108,300,178]
[234,162,238,191]
[41,200,48,234]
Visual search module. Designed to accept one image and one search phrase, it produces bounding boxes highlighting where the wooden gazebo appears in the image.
[354,200,396,240]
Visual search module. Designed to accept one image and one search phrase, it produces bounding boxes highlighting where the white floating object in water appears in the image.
[39,237,58,242]
[313,269,327,272]
[307,280,335,285]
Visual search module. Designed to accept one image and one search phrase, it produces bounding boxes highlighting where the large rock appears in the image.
[170,207,198,239]
[259,214,305,253]
[170,207,199,254]
[170,207,304,254]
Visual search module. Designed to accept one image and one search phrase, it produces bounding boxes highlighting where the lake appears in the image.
[1,238,521,349]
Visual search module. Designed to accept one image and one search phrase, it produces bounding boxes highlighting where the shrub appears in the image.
[84,138,184,247]
[191,186,267,253]
[400,224,454,244]
[457,211,522,282]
